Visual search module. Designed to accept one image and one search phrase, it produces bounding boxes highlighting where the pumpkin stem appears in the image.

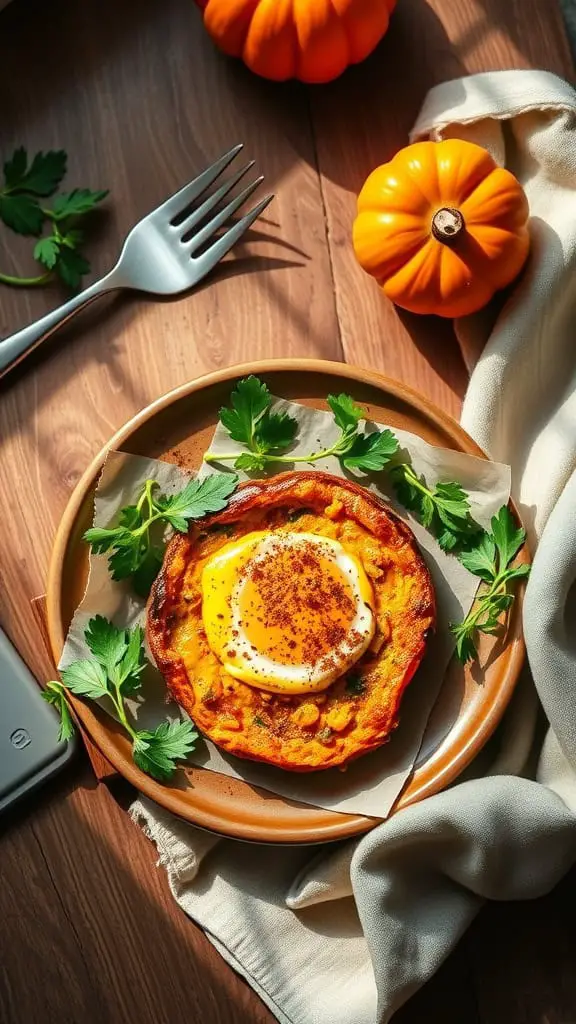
[431,207,464,244]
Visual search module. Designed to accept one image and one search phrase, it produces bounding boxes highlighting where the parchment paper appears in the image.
[60,397,510,818]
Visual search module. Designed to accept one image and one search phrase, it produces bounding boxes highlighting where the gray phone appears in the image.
[0,625,75,813]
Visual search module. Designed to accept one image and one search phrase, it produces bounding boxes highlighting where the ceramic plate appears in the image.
[47,360,527,843]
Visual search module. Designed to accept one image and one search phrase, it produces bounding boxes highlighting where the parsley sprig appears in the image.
[203,376,399,474]
[84,472,238,597]
[206,377,482,551]
[451,507,530,663]
[0,147,107,289]
[42,616,198,780]
[390,465,482,552]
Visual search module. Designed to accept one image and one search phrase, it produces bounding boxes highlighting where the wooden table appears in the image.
[1,1,575,1021]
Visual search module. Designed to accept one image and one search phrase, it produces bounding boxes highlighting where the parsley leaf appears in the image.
[255,409,298,451]
[2,148,28,190]
[61,659,109,699]
[208,376,299,470]
[341,429,399,472]
[391,465,482,552]
[206,381,397,473]
[132,549,165,599]
[50,188,109,220]
[459,533,497,582]
[219,376,271,446]
[491,505,526,571]
[451,505,530,663]
[0,194,45,235]
[56,244,90,289]
[133,721,198,781]
[50,617,197,781]
[0,147,107,288]
[84,474,238,596]
[156,473,239,531]
[84,614,128,673]
[84,616,145,691]
[42,681,76,743]
[327,393,364,431]
[34,236,60,270]
[235,452,268,472]
[3,148,67,196]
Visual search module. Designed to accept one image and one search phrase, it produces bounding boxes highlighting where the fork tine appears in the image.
[159,143,244,220]
[177,160,255,237]
[187,176,265,254]
[195,194,274,270]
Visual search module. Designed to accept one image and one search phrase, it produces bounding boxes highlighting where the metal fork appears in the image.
[0,144,273,378]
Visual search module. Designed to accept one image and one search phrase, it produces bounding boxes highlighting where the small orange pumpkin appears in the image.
[352,139,530,318]
[195,0,396,84]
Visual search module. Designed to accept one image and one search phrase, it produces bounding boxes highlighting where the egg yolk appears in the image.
[201,531,375,695]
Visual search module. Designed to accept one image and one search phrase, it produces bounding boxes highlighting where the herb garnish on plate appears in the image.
[204,376,528,663]
[203,376,400,473]
[451,507,530,663]
[43,616,197,780]
[84,472,238,597]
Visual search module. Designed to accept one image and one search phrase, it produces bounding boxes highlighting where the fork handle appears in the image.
[0,270,121,378]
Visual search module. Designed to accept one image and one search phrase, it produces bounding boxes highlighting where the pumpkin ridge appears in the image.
[353,138,530,318]
[394,146,441,210]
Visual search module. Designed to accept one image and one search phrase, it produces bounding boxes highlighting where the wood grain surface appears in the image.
[0,1,574,1022]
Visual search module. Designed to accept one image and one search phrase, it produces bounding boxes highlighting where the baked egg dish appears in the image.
[147,471,436,772]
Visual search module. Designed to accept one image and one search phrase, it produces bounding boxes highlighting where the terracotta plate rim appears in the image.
[46,359,526,844]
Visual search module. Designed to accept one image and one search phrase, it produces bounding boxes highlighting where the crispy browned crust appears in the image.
[147,471,436,771]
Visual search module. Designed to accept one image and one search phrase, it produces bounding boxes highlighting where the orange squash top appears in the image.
[197,0,397,84]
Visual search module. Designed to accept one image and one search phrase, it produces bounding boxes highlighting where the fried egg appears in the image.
[201,530,375,694]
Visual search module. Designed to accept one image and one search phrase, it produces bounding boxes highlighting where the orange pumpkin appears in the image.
[352,139,530,318]
[195,0,396,84]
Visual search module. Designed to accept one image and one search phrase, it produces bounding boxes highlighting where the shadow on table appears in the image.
[0,759,274,1024]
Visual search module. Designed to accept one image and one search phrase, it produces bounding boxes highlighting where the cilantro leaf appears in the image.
[61,659,110,699]
[50,188,108,220]
[342,429,399,472]
[34,235,60,269]
[133,720,198,781]
[0,194,45,235]
[327,393,364,431]
[3,148,67,196]
[56,245,90,289]
[42,681,76,743]
[219,376,271,446]
[255,409,298,452]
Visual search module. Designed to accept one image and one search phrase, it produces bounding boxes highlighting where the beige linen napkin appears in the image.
[132,70,576,1024]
